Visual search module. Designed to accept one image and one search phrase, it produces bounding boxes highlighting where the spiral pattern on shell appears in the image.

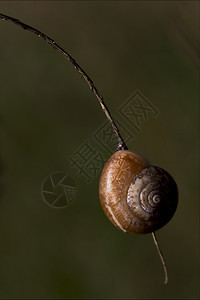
[127,166,178,233]
[99,150,178,234]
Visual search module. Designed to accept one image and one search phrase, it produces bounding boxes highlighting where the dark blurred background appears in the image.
[0,1,199,299]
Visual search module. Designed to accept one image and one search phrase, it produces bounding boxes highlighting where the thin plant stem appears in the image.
[0,12,127,151]
[1,12,168,285]
[152,232,168,284]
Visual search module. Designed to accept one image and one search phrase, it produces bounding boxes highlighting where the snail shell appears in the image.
[99,150,178,234]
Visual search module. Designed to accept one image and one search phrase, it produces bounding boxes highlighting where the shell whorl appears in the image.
[127,166,178,233]
[99,150,178,234]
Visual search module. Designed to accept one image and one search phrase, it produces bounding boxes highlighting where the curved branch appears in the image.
[152,232,168,284]
[0,12,127,150]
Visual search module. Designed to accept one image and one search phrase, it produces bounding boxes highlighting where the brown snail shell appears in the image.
[99,150,178,234]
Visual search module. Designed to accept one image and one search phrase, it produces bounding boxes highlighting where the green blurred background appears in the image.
[0,1,199,299]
